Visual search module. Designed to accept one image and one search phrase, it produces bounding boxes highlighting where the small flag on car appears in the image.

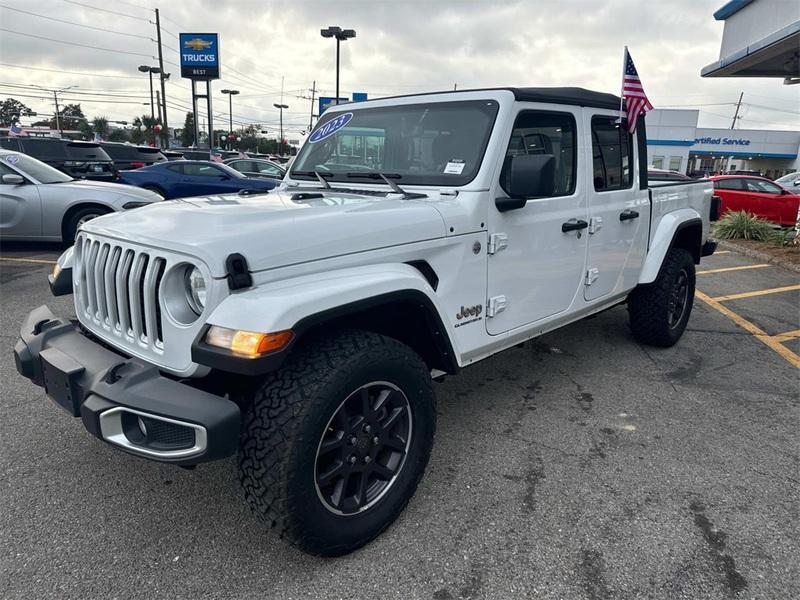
[8,121,28,137]
[620,47,653,134]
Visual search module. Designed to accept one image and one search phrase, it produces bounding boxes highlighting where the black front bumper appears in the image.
[14,306,240,466]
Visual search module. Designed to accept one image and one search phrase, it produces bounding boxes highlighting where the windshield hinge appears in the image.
[487,233,508,255]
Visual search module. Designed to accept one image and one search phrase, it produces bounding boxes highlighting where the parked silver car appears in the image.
[0,149,162,243]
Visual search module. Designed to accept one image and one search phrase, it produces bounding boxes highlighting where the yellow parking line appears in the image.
[0,257,57,265]
[695,290,800,369]
[714,250,731,254]
[774,329,800,343]
[712,284,800,302]
[697,264,770,275]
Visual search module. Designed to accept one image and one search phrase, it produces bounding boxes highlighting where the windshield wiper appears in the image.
[292,170,333,189]
[346,172,426,200]
[345,172,402,180]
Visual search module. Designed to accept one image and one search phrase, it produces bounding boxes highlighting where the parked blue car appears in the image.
[117,160,277,199]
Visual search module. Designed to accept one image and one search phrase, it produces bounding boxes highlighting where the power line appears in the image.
[0,62,142,79]
[0,28,155,58]
[62,0,150,21]
[0,4,152,39]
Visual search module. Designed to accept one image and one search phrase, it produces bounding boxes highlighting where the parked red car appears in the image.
[710,175,799,226]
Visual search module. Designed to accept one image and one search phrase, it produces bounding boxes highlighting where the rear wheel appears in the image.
[238,330,435,556]
[628,247,696,347]
[63,206,110,244]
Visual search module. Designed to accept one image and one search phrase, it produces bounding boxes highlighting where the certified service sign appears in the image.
[179,33,220,80]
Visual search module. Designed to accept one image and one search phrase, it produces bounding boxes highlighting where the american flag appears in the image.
[621,47,653,134]
[8,121,28,137]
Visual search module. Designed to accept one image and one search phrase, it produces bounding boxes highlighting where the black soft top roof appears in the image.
[508,87,621,110]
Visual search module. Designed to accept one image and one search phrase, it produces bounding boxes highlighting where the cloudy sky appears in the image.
[1,0,798,136]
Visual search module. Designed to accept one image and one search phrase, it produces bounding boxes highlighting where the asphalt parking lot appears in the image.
[1,242,798,600]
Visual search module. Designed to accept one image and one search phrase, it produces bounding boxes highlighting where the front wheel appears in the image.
[627,247,696,347]
[63,206,111,244]
[238,330,435,556]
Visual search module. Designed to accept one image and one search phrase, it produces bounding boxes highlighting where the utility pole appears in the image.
[53,90,61,136]
[730,91,743,129]
[309,80,316,132]
[155,9,168,137]
[724,92,744,174]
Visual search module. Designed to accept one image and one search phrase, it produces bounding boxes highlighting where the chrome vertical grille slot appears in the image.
[72,232,214,376]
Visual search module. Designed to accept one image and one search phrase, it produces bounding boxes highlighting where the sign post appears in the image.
[179,33,220,148]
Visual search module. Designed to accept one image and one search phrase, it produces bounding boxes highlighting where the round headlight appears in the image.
[185,266,206,314]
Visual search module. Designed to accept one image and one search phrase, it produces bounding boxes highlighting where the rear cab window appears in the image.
[591,116,633,191]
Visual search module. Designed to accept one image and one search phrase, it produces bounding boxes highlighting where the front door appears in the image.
[486,107,588,335]
[0,162,41,238]
[584,113,649,301]
[743,178,786,224]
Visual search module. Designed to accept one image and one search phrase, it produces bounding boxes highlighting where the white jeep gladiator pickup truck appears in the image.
[15,87,719,556]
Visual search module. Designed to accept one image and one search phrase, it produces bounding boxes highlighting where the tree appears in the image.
[92,116,109,140]
[107,129,129,142]
[180,112,195,147]
[0,98,33,126]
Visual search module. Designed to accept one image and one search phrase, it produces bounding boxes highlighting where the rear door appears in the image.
[583,113,649,301]
[0,161,42,238]
[712,177,747,215]
[486,107,588,334]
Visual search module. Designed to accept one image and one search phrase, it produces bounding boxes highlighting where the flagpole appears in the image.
[618,46,628,123]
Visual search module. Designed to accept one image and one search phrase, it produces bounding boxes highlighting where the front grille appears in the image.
[76,236,166,348]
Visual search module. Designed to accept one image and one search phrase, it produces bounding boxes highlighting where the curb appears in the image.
[716,239,800,274]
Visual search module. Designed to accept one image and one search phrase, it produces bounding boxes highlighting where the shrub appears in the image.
[713,211,777,241]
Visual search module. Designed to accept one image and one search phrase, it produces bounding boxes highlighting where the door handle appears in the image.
[561,219,589,233]
[619,210,640,222]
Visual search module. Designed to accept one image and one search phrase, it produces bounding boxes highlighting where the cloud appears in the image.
[0,0,797,133]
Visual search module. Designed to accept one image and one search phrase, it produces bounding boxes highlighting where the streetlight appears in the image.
[320,26,356,105]
[221,89,240,150]
[273,103,288,156]
[138,65,161,120]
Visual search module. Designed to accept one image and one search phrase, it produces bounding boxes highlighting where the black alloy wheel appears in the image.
[315,381,412,515]
[667,268,690,329]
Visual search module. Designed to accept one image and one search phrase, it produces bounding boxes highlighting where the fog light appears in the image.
[205,325,294,357]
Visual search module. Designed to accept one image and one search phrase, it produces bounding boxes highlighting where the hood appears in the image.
[58,179,162,202]
[83,188,447,276]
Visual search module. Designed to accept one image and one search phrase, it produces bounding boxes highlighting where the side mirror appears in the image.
[1,173,25,185]
[496,154,556,212]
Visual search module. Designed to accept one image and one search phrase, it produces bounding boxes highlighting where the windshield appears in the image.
[0,152,72,183]
[291,99,499,186]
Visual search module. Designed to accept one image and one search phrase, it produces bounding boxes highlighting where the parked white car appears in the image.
[15,87,718,556]
[775,171,800,188]
[0,149,161,243]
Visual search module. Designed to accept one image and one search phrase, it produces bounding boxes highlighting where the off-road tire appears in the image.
[238,329,436,556]
[64,206,111,244]
[628,247,696,347]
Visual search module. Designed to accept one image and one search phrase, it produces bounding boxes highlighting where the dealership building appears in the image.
[646,108,800,178]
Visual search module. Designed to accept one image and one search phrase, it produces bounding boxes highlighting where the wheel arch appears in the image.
[193,264,459,376]
[638,210,703,285]
[61,202,115,241]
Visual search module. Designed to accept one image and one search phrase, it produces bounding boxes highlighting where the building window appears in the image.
[651,156,664,169]
[668,156,682,172]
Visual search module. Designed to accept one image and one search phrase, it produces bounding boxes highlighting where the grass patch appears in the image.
[714,211,788,243]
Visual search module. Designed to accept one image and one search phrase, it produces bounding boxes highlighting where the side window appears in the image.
[166,164,185,175]
[260,164,281,176]
[182,164,225,177]
[746,179,781,194]
[501,111,577,197]
[591,116,633,191]
[22,139,63,159]
[714,178,744,191]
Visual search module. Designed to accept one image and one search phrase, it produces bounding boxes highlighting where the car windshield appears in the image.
[0,152,72,183]
[290,99,500,186]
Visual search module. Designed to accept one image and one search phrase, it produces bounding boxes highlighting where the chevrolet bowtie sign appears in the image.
[179,33,220,80]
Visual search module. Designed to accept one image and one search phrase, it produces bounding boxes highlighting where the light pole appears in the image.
[320,26,356,105]
[138,65,161,120]
[273,103,288,156]
[221,89,240,150]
